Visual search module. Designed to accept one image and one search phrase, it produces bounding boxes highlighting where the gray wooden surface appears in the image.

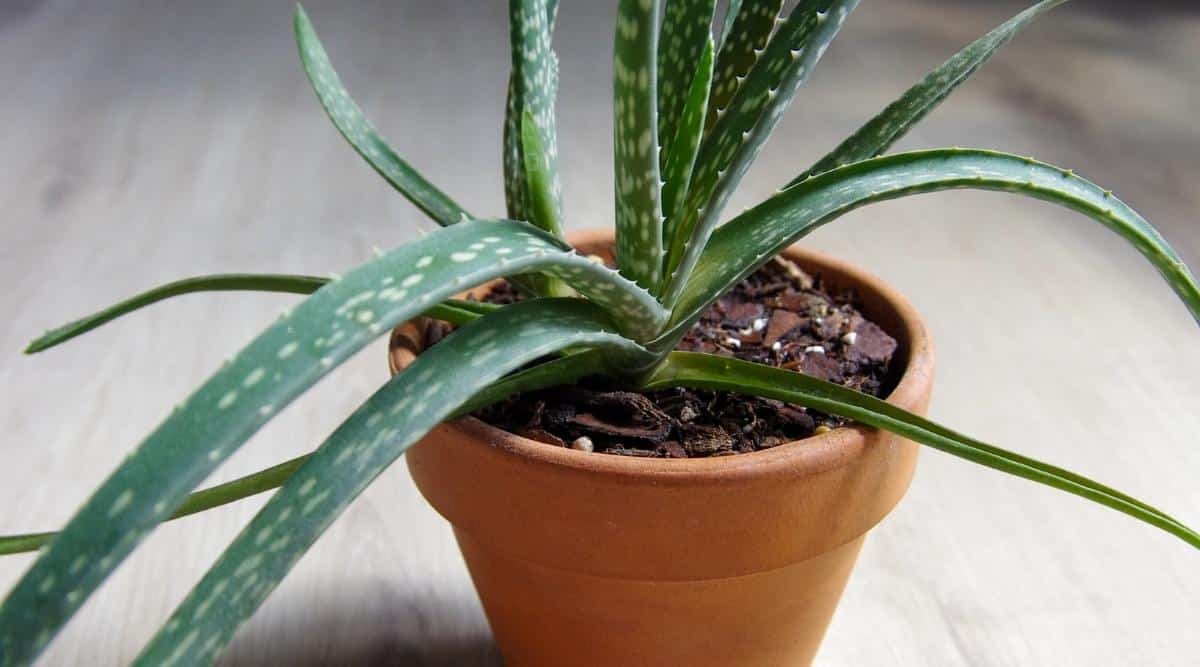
[2,1,1198,664]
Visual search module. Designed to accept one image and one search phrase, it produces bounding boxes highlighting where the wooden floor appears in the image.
[2,1,1198,664]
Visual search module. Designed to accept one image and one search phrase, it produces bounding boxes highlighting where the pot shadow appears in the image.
[215,581,502,667]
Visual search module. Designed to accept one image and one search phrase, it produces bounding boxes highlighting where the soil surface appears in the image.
[426,256,898,458]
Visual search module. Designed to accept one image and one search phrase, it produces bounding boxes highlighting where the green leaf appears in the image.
[661,35,714,237]
[0,220,663,666]
[0,341,598,559]
[136,299,652,664]
[503,0,564,233]
[520,110,564,238]
[662,0,858,304]
[22,272,496,354]
[0,456,309,557]
[644,352,1200,549]
[421,299,500,326]
[294,6,469,227]
[792,0,1068,183]
[706,0,783,133]
[613,0,665,291]
[718,0,743,51]
[660,149,1200,350]
[657,0,717,171]
[24,274,323,354]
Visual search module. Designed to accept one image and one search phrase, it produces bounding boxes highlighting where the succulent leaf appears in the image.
[662,0,858,304]
[0,220,663,666]
[520,110,564,238]
[657,0,717,170]
[661,149,1200,349]
[24,274,322,354]
[503,0,564,233]
[706,0,784,133]
[792,0,1069,183]
[645,352,1200,549]
[613,0,665,291]
[22,273,496,354]
[295,7,469,227]
[718,0,743,50]
[0,456,309,556]
[0,343,600,558]
[136,300,651,664]
[661,36,714,240]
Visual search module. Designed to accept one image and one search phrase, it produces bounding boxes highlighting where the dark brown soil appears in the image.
[431,256,898,458]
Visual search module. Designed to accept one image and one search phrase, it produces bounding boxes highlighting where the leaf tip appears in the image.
[24,334,52,355]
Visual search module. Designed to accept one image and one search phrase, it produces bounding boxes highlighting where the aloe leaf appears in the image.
[657,0,717,171]
[295,6,469,227]
[662,0,858,304]
[503,0,563,234]
[661,149,1200,349]
[22,271,496,354]
[718,0,742,50]
[644,352,1200,549]
[421,300,499,326]
[519,110,564,238]
[23,274,323,354]
[661,35,714,237]
[791,0,1068,183]
[613,0,665,291]
[0,456,309,557]
[0,220,667,666]
[136,300,651,664]
[1,343,600,559]
[706,0,783,133]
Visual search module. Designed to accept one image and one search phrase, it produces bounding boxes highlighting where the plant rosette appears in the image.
[390,231,934,666]
[2,1,1198,666]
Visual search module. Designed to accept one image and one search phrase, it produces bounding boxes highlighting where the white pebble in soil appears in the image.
[570,436,594,453]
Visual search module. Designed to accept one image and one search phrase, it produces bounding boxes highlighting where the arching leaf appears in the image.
[295,7,469,227]
[136,300,651,664]
[663,149,1200,348]
[0,220,662,666]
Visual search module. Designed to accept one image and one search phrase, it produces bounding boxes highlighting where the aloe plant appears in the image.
[2,1,1197,664]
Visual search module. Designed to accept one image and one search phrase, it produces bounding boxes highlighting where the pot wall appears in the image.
[395,231,934,666]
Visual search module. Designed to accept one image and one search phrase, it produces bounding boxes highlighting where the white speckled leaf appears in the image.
[135,300,652,665]
[661,36,713,240]
[792,0,1068,183]
[613,0,665,290]
[520,110,562,237]
[706,0,783,133]
[659,149,1200,349]
[662,0,857,304]
[295,7,468,227]
[503,0,563,234]
[657,0,716,171]
[0,220,665,667]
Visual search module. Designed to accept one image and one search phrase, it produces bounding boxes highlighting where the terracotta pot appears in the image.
[390,230,934,666]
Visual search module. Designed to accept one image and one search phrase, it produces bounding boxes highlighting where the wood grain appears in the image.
[1,1,1197,664]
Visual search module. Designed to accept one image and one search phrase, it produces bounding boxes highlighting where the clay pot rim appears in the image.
[390,229,933,486]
